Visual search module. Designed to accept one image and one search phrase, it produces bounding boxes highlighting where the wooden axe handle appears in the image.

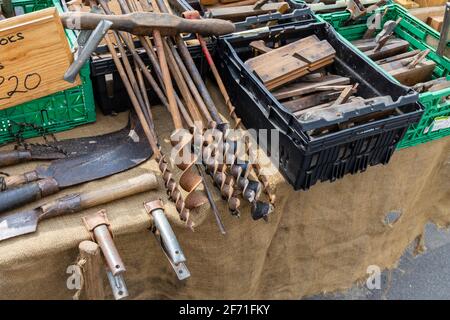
[60,12,235,36]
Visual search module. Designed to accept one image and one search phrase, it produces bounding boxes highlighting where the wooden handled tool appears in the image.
[60,11,235,36]
[0,173,158,241]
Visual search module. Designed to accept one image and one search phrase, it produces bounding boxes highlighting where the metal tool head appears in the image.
[0,210,38,241]
[12,116,133,162]
[34,117,153,188]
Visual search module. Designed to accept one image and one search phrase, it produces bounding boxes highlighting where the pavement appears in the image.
[308,223,450,300]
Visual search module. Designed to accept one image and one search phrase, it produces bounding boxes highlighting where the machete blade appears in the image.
[0,210,39,241]
[34,122,153,188]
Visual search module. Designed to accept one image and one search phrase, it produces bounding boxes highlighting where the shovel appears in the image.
[0,116,153,213]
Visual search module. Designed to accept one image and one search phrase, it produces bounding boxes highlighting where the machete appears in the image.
[0,120,132,168]
[0,117,153,213]
[0,173,158,242]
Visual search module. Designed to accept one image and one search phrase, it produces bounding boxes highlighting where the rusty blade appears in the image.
[33,116,153,188]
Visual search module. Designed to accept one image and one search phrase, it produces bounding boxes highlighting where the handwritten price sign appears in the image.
[0,8,80,110]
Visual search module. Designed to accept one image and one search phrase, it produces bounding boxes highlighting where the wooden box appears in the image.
[0,8,79,110]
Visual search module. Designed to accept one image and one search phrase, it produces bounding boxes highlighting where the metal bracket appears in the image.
[144,200,191,281]
[82,210,128,299]
[106,269,129,300]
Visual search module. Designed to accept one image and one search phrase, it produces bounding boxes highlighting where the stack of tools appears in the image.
[205,0,290,22]
[245,35,398,136]
[352,19,440,87]
[63,0,273,230]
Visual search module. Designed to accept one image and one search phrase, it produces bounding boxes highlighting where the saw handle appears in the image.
[2,170,39,190]
[0,150,32,168]
[0,178,59,213]
[38,172,159,220]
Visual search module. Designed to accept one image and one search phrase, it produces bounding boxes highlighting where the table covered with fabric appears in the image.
[0,87,449,299]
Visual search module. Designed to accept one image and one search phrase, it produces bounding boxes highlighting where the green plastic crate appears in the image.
[10,0,52,15]
[318,4,450,149]
[0,0,96,145]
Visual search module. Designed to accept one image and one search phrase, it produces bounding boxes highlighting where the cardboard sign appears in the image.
[0,8,79,110]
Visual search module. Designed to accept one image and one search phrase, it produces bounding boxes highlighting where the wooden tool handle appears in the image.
[38,173,158,221]
[0,150,32,168]
[3,170,39,190]
[80,172,158,208]
[0,178,59,213]
[60,12,235,36]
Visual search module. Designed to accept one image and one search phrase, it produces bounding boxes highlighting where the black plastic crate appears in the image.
[216,21,424,190]
[90,42,210,115]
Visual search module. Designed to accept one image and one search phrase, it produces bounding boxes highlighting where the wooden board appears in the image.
[380,59,436,86]
[0,8,78,110]
[246,36,335,90]
[427,15,444,32]
[393,0,419,9]
[410,6,446,22]
[414,0,446,7]
[352,39,410,61]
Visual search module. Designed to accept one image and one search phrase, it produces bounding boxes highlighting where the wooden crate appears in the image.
[0,7,78,110]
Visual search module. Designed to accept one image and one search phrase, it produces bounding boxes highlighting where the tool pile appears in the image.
[244,35,398,136]
[351,18,450,89]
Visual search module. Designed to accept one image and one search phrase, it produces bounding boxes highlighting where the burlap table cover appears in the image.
[0,88,448,299]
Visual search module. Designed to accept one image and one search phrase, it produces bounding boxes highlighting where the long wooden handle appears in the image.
[60,12,235,36]
[80,172,158,208]
[0,150,32,168]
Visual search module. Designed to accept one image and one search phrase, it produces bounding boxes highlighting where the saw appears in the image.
[0,173,158,242]
[0,117,153,213]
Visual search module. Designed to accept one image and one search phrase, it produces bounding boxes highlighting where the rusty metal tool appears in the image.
[60,11,235,36]
[0,119,153,212]
[437,3,450,57]
[183,10,275,216]
[374,18,402,52]
[64,19,113,83]
[83,210,128,300]
[346,0,386,22]
[0,116,136,169]
[93,0,207,229]
[144,199,191,280]
[0,173,158,241]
